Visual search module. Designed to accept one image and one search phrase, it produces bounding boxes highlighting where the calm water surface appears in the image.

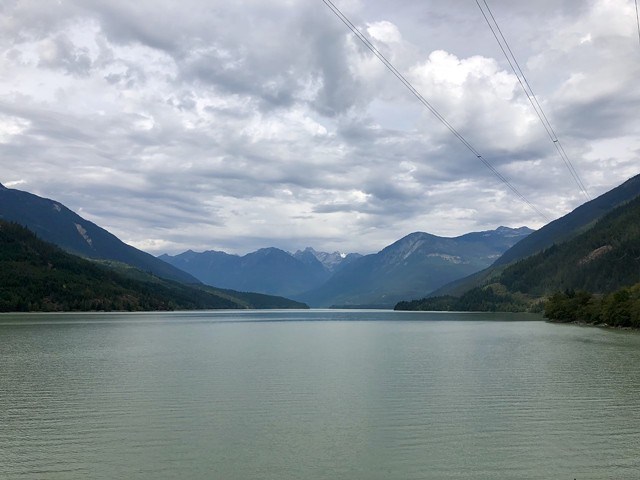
[1,310,640,479]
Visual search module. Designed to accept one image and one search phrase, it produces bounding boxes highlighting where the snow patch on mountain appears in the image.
[294,247,361,273]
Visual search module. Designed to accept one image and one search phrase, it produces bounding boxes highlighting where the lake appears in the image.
[1,310,640,479]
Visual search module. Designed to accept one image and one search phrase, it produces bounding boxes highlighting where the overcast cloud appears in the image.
[1,0,639,254]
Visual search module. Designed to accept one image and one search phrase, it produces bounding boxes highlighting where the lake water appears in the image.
[1,310,640,479]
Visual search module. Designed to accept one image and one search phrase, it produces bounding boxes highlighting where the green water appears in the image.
[1,310,639,479]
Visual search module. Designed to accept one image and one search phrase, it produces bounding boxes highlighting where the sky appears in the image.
[1,0,639,255]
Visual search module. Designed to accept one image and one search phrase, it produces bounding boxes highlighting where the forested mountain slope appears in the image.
[0,184,199,284]
[0,221,307,312]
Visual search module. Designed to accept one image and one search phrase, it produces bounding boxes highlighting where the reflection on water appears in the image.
[1,310,639,479]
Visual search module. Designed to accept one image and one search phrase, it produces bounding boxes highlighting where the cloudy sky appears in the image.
[1,0,639,255]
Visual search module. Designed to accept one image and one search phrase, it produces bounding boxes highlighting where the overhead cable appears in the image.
[321,0,550,222]
[635,0,640,48]
[476,0,590,201]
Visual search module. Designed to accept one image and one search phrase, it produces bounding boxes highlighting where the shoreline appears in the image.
[547,318,639,331]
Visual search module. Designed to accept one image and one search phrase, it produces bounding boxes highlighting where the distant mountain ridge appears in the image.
[0,184,199,284]
[297,226,533,307]
[159,246,359,297]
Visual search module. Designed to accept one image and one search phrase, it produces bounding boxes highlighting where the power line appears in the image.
[320,0,550,222]
[635,0,640,48]
[478,0,590,200]
[476,0,590,201]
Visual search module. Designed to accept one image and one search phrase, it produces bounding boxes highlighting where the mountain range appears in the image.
[297,226,532,307]
[9,172,639,314]
[159,247,362,298]
[161,226,532,308]
[160,247,329,297]
[0,182,533,309]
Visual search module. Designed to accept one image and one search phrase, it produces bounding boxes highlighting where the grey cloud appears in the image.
[175,3,363,115]
[37,34,92,75]
[313,203,360,214]
[81,1,365,115]
[78,0,188,53]
[103,65,147,88]
[556,91,640,139]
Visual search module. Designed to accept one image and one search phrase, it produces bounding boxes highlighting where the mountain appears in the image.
[293,247,362,273]
[397,174,640,312]
[431,173,640,297]
[0,220,307,312]
[0,184,199,284]
[297,226,533,308]
[160,247,332,297]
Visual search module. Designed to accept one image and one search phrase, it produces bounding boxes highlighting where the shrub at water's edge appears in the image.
[543,284,640,328]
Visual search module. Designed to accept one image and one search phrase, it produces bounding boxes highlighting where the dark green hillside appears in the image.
[395,284,537,312]
[209,288,309,309]
[94,259,308,310]
[0,221,307,312]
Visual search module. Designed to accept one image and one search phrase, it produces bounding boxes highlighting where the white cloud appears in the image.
[0,114,31,143]
[367,21,402,44]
